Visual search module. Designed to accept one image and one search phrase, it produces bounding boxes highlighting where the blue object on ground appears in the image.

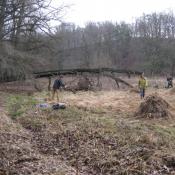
[36,103,50,108]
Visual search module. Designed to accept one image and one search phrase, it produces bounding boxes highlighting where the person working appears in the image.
[52,75,65,101]
[166,76,173,88]
[138,73,148,99]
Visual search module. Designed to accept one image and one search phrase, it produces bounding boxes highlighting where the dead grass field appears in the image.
[60,88,175,117]
[1,77,175,174]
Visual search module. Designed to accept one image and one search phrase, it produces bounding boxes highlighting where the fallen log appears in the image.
[34,68,138,92]
[33,68,142,78]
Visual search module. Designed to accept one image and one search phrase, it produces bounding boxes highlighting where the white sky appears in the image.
[53,0,175,26]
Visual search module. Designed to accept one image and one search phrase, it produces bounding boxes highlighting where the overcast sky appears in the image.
[53,0,175,26]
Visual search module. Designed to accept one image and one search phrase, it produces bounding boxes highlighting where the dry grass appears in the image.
[1,77,175,174]
[62,91,140,115]
[61,88,175,115]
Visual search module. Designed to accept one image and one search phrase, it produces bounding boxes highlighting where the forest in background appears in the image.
[1,2,175,174]
[0,0,175,81]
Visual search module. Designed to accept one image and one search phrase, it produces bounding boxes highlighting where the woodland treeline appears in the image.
[50,13,175,76]
[0,0,175,81]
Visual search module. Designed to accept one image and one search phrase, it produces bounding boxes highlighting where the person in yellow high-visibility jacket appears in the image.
[138,73,148,99]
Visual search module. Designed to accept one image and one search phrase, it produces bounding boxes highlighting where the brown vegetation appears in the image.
[1,79,175,174]
[135,94,173,118]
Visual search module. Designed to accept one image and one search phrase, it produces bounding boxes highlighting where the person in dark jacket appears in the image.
[52,75,65,101]
[167,76,173,88]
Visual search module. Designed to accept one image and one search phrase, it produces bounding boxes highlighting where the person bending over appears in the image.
[52,75,65,101]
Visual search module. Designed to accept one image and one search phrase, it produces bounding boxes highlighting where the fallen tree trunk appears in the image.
[33,68,142,78]
[34,68,138,91]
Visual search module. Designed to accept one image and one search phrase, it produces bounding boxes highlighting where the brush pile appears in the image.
[65,76,94,93]
[135,94,172,118]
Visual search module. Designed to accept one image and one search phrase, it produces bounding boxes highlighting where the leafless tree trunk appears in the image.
[0,0,6,40]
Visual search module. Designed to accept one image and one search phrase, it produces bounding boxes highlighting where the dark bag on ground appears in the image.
[52,103,66,110]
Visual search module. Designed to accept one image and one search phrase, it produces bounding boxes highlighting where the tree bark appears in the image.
[0,0,6,40]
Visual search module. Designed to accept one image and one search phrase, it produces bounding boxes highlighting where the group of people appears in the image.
[51,73,174,101]
[138,73,174,99]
